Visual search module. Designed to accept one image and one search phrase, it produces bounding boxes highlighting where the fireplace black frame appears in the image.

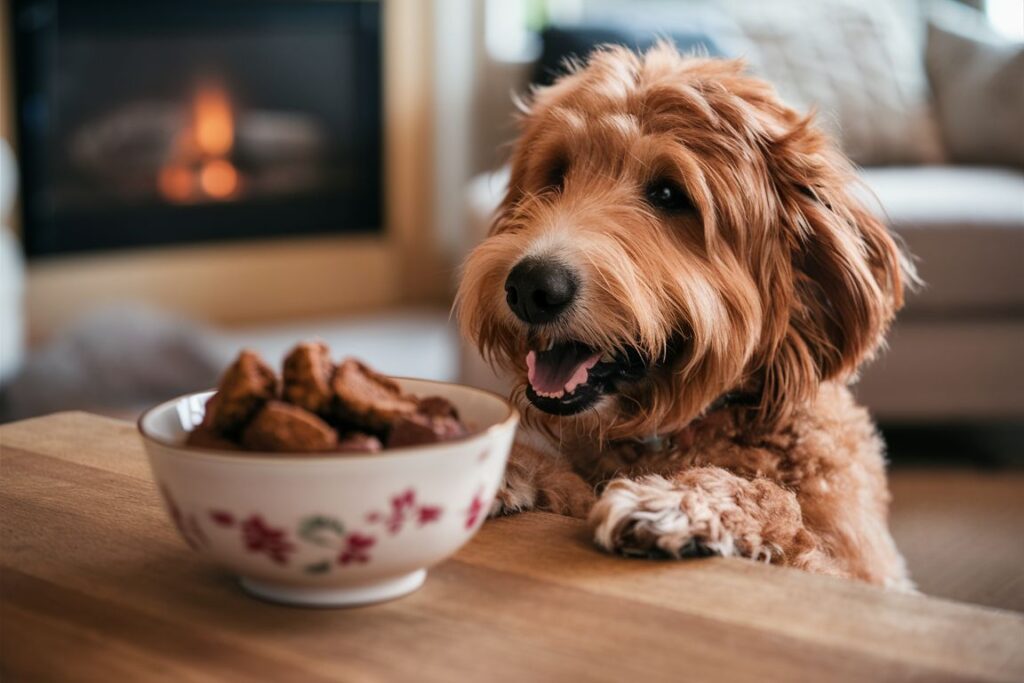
[12,0,383,258]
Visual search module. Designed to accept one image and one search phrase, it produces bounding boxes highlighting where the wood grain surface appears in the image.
[2,412,1022,683]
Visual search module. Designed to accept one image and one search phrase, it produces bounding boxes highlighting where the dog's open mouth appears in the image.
[525,340,639,415]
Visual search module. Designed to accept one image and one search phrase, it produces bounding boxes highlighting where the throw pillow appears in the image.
[722,0,946,166]
[925,0,1024,168]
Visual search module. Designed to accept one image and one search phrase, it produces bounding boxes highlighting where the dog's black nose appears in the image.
[504,257,578,324]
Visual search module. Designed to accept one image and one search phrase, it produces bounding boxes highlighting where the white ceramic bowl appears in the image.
[139,378,517,607]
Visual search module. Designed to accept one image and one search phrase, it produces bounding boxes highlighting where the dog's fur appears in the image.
[456,44,915,588]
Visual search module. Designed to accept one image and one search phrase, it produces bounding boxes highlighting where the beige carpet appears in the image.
[889,469,1024,612]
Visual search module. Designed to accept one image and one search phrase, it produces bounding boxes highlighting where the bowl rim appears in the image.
[137,376,519,465]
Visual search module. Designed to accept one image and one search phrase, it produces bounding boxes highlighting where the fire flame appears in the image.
[194,85,234,158]
[158,81,241,202]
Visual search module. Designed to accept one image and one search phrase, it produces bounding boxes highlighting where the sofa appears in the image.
[461,0,1024,422]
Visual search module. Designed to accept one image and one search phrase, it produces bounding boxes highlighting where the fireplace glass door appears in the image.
[13,0,383,256]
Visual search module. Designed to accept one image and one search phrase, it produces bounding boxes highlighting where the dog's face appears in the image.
[457,45,911,440]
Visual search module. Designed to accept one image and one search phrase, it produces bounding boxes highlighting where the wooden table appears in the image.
[2,413,1023,683]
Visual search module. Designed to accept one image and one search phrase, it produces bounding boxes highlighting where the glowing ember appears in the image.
[200,159,239,198]
[157,165,194,203]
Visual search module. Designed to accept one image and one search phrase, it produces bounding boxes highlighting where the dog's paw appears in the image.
[488,476,537,517]
[590,475,741,559]
[536,473,597,519]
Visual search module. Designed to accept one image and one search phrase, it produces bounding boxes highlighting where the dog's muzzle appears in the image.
[504,256,578,325]
[502,256,651,416]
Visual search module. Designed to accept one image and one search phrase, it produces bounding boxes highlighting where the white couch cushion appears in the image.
[861,166,1024,313]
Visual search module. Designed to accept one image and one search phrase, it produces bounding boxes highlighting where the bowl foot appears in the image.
[240,569,427,607]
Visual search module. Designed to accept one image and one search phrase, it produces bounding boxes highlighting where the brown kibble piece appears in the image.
[282,342,335,415]
[336,431,383,454]
[199,350,278,435]
[185,423,241,451]
[387,412,468,448]
[332,358,418,431]
[387,414,438,448]
[417,395,460,420]
[241,401,339,453]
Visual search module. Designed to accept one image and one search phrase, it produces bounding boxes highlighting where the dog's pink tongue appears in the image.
[526,346,602,397]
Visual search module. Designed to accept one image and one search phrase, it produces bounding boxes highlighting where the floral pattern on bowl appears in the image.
[141,378,517,607]
[158,484,494,576]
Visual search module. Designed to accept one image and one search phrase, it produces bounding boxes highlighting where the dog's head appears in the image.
[456,44,913,439]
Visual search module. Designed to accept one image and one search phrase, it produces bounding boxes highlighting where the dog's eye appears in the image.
[545,159,568,193]
[645,180,694,213]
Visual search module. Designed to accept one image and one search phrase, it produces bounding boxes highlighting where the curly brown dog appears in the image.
[456,44,917,589]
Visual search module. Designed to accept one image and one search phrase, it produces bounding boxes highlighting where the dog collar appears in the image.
[637,433,673,453]
[634,391,760,453]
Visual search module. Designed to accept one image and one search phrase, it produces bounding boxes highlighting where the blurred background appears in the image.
[1,0,1021,609]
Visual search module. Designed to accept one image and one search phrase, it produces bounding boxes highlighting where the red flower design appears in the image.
[417,506,442,526]
[209,510,236,527]
[393,489,416,509]
[384,489,416,533]
[241,515,295,565]
[465,490,485,530]
[338,533,376,565]
[367,488,443,534]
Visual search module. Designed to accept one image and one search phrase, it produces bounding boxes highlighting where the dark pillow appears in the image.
[533,25,728,86]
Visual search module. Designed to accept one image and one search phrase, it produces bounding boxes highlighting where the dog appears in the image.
[456,43,915,588]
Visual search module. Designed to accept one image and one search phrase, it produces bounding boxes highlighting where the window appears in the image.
[986,0,1024,41]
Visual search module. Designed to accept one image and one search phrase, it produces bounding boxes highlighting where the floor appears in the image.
[889,469,1024,612]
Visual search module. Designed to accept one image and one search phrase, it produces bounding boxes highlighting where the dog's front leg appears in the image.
[491,442,596,519]
[589,466,844,576]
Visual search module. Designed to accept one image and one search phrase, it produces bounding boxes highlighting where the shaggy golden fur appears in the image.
[456,44,914,588]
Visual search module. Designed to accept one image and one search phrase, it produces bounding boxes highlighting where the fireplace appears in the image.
[12,0,383,257]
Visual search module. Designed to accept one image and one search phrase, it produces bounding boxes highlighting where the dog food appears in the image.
[241,401,339,453]
[203,349,278,434]
[187,343,468,453]
[332,358,420,431]
[281,342,335,415]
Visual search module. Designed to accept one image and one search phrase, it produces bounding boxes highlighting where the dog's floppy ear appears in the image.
[759,116,914,421]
